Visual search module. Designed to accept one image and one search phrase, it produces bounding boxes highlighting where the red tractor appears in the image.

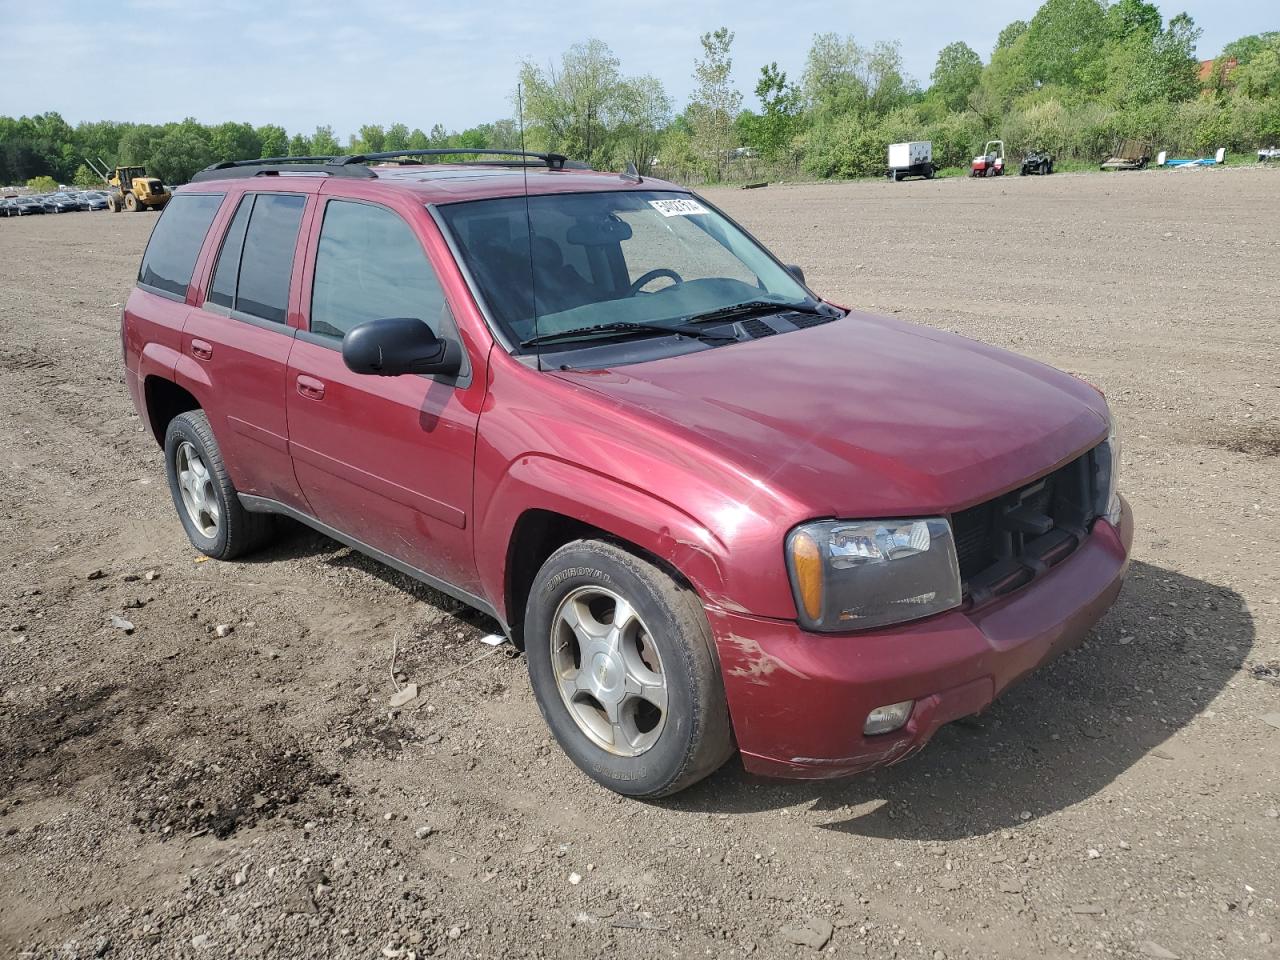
[970,140,1005,178]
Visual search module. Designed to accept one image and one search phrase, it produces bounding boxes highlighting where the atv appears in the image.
[1021,150,1054,176]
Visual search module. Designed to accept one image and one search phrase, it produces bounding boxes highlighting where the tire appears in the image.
[924,164,935,179]
[124,192,139,212]
[524,539,733,798]
[163,410,273,560]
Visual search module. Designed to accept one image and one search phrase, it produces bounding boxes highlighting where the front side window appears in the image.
[436,190,812,350]
[206,192,306,324]
[138,192,224,298]
[310,200,446,342]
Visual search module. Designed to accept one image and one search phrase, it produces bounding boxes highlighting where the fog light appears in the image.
[864,700,914,736]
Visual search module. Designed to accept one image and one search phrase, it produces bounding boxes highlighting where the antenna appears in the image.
[517,83,541,372]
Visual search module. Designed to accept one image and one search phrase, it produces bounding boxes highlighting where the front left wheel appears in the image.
[163,410,273,560]
[524,539,733,797]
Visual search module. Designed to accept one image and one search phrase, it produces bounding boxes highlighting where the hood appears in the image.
[552,310,1109,519]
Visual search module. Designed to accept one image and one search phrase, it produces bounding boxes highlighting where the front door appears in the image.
[286,197,485,597]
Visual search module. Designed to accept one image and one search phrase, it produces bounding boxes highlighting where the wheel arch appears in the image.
[502,508,704,650]
[142,375,201,446]
[482,456,731,649]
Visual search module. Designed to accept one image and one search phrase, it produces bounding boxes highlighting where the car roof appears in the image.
[178,164,687,204]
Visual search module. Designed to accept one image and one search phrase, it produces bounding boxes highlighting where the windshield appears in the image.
[437,190,811,351]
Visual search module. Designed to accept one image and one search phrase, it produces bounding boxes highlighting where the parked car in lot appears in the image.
[32,195,59,213]
[51,193,82,213]
[122,150,1131,797]
[12,197,45,215]
[83,191,109,210]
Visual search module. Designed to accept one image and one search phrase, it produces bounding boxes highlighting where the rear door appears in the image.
[286,193,485,597]
[182,186,314,508]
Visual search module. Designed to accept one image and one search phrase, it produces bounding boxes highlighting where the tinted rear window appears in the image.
[206,193,305,323]
[138,193,224,298]
[207,196,252,310]
[236,194,306,324]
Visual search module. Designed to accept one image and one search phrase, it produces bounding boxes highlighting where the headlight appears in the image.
[1094,420,1122,526]
[785,518,963,632]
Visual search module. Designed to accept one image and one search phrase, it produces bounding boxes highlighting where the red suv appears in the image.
[122,150,1131,797]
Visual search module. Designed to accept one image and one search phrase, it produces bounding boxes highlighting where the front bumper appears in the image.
[709,498,1133,779]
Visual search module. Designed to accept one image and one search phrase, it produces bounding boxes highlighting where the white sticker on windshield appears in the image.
[649,198,709,217]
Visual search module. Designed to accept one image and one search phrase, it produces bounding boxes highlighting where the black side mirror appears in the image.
[786,264,806,285]
[342,317,462,377]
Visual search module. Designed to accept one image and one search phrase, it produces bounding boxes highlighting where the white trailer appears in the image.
[887,141,935,181]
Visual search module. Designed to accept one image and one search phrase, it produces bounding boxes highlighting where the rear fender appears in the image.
[170,351,215,412]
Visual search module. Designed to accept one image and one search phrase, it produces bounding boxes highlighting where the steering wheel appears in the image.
[629,268,684,296]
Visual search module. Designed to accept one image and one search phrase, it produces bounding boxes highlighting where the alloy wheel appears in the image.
[175,440,220,538]
[550,585,668,756]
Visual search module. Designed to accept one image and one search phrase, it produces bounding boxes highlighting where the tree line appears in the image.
[3,0,1278,188]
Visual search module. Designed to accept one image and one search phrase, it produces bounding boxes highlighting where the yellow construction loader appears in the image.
[86,158,171,212]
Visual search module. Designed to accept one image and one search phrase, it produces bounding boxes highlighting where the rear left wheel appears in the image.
[163,411,273,560]
[524,540,733,797]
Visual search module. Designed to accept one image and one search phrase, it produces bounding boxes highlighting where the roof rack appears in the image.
[190,149,577,182]
[337,149,573,169]
[191,157,374,182]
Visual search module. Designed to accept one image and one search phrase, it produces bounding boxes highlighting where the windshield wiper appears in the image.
[684,299,828,325]
[520,321,737,349]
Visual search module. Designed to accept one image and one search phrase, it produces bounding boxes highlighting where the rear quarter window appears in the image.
[137,193,224,299]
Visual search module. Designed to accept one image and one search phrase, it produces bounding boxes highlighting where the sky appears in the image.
[0,0,1272,138]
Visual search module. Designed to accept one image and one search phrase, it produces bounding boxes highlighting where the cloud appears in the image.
[0,0,1271,139]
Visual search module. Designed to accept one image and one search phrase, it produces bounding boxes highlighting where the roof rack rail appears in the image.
[191,157,375,182]
[336,148,572,169]
[190,149,584,183]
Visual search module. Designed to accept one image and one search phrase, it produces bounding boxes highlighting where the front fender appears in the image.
[476,454,735,623]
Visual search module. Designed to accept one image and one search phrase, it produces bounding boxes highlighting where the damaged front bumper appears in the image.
[709,498,1133,779]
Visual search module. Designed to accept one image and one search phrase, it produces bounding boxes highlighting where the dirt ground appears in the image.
[1,167,1277,960]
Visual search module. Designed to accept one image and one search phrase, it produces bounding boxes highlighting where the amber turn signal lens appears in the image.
[790,531,824,622]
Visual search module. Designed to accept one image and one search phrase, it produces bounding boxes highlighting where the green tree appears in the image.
[27,174,58,192]
[689,27,742,180]
[384,122,411,152]
[74,120,128,170]
[117,124,165,169]
[803,33,868,119]
[519,38,623,164]
[995,20,1029,53]
[1024,0,1109,89]
[743,63,802,161]
[1221,33,1280,66]
[257,124,288,158]
[614,74,672,172]
[930,41,983,112]
[210,121,261,163]
[1233,35,1280,99]
[287,133,310,157]
[408,128,430,150]
[149,120,214,184]
[356,124,386,153]
[1105,0,1161,42]
[310,125,341,155]
[72,164,100,188]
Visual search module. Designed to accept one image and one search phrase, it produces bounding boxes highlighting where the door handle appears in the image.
[190,339,213,361]
[296,375,326,401]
